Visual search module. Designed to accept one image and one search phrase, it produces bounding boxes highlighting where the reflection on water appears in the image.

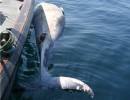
[10,0,130,100]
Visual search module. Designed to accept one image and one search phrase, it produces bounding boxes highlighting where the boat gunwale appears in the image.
[0,0,32,74]
[0,0,34,100]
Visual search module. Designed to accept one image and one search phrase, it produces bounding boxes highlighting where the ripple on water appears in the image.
[10,0,130,100]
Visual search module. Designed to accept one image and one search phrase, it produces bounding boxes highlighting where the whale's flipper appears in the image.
[41,71,94,98]
[33,3,94,98]
[58,77,94,98]
[40,67,94,98]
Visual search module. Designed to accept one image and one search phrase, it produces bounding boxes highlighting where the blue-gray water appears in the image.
[10,0,130,100]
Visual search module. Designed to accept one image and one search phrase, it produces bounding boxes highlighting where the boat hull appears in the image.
[0,0,34,100]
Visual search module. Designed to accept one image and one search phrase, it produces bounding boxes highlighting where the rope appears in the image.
[0,30,15,61]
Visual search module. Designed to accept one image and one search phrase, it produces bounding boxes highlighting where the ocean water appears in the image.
[10,0,130,100]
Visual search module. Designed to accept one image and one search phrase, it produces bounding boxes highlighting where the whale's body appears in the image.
[33,3,94,98]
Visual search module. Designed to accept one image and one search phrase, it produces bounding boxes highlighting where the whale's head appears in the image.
[33,3,65,42]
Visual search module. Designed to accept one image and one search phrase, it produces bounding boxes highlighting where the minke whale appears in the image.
[32,3,94,98]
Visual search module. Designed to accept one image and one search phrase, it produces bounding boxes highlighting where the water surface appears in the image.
[10,0,130,100]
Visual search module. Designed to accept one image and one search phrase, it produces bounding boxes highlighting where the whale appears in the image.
[32,3,94,98]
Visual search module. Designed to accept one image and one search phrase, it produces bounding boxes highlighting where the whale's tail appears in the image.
[32,2,94,98]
